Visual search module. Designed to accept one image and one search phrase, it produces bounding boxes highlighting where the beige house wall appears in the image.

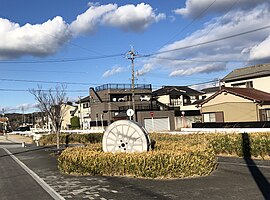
[157,95,170,105]
[202,102,258,122]
[225,76,270,93]
[201,92,259,122]
[61,104,76,130]
[205,92,252,105]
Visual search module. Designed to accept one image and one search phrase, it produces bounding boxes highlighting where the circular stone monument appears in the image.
[102,120,150,153]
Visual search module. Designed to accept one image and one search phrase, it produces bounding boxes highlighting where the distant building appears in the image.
[76,96,91,129]
[152,86,204,128]
[89,84,175,131]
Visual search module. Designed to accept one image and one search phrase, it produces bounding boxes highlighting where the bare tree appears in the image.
[29,85,68,149]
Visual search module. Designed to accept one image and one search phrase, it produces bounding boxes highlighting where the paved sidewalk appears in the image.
[0,148,54,200]
[0,135,33,144]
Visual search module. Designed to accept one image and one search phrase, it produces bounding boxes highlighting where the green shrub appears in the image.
[70,116,80,129]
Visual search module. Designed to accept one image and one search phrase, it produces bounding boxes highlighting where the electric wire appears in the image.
[0,78,101,86]
[0,54,125,64]
[0,88,89,92]
[162,0,217,47]
[0,69,87,74]
[139,25,270,58]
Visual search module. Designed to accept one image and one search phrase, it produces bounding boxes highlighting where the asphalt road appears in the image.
[0,147,54,200]
[1,142,270,199]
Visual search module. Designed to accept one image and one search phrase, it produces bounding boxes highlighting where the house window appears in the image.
[246,81,253,88]
[203,113,216,122]
[231,81,253,88]
[267,110,270,121]
[260,109,270,121]
[203,112,224,122]
[83,103,89,108]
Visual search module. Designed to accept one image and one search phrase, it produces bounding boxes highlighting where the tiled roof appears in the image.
[201,86,220,93]
[152,86,203,96]
[201,87,270,105]
[222,63,270,82]
[75,96,90,103]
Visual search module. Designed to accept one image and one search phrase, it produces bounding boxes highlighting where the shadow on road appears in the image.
[241,132,270,199]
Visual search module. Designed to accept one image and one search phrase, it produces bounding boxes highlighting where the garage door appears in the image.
[144,117,170,132]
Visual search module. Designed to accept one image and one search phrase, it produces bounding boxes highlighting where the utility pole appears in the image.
[21,106,25,126]
[126,46,137,121]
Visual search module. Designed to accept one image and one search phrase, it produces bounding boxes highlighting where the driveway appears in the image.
[1,139,270,199]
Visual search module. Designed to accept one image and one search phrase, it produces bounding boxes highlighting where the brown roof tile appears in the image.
[201,87,270,105]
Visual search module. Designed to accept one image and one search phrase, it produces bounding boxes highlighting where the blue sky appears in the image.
[1,0,270,113]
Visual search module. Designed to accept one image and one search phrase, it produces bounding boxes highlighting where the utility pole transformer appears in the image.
[126,47,137,121]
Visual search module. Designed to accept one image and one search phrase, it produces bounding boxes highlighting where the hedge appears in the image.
[58,144,217,178]
[39,133,103,146]
[206,132,270,159]
[57,131,270,179]
[151,132,270,159]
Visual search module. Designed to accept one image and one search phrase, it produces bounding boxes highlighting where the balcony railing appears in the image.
[95,84,152,92]
[119,104,160,111]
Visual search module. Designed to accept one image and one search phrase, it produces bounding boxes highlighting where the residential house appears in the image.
[60,103,78,130]
[200,87,270,123]
[89,84,175,131]
[222,63,270,93]
[76,96,91,129]
[201,86,220,99]
[152,86,204,129]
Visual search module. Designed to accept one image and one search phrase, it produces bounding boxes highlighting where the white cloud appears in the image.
[102,66,126,78]
[136,63,154,76]
[0,3,164,59]
[169,63,226,76]
[140,4,270,77]
[1,103,39,113]
[16,103,39,111]
[0,16,71,59]
[102,3,166,32]
[70,3,117,35]
[249,35,270,61]
[174,0,267,18]
[71,3,165,35]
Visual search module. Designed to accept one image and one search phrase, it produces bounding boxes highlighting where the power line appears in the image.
[0,54,124,64]
[0,78,101,86]
[140,25,270,57]
[162,0,217,47]
[0,69,87,74]
[187,79,218,87]
[0,88,89,92]
[201,0,239,39]
[148,56,249,63]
